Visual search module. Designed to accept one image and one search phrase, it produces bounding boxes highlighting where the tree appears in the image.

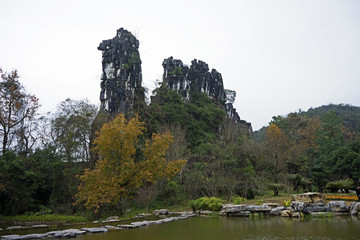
[312,111,345,191]
[265,124,290,195]
[0,149,64,215]
[0,68,39,155]
[74,114,186,212]
[51,98,97,163]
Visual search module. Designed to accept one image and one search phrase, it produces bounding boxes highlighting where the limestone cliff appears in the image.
[95,28,251,134]
[97,28,145,115]
[162,56,252,132]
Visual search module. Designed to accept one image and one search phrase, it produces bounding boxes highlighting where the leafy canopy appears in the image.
[74,114,186,211]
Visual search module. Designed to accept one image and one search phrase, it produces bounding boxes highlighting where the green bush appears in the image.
[326,179,354,193]
[189,197,225,212]
[231,196,247,204]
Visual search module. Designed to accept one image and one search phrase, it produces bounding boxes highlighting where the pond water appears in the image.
[68,216,360,240]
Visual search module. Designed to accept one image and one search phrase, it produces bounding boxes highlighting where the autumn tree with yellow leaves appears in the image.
[265,123,290,195]
[74,114,186,212]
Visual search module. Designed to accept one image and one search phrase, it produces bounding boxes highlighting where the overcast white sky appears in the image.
[1,0,359,130]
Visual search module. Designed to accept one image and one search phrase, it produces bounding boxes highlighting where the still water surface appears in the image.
[70,216,360,240]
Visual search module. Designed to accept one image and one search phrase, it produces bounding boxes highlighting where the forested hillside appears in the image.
[254,104,360,142]
[1,68,359,218]
[254,104,360,194]
[302,104,360,133]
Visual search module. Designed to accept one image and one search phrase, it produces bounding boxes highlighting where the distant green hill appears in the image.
[300,104,360,133]
[254,104,360,142]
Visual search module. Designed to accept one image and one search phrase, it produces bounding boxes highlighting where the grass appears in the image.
[246,191,293,206]
[0,214,88,224]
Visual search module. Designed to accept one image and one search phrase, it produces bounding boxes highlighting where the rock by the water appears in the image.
[134,213,152,218]
[291,212,301,218]
[21,233,49,239]
[102,216,120,223]
[292,192,324,203]
[327,201,349,212]
[290,201,305,212]
[81,227,109,233]
[198,210,213,215]
[281,210,292,217]
[350,202,360,215]
[5,226,22,231]
[104,225,123,230]
[270,207,285,216]
[263,203,280,209]
[118,224,137,229]
[1,235,23,240]
[246,205,271,212]
[1,233,48,240]
[280,209,301,218]
[302,206,328,214]
[153,209,169,215]
[130,221,150,228]
[30,225,48,228]
[220,204,249,217]
[49,229,86,238]
[159,218,174,223]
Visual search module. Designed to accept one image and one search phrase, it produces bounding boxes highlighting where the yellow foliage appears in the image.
[74,114,186,211]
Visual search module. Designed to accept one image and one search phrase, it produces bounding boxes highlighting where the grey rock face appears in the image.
[162,57,225,102]
[270,207,285,216]
[290,201,305,212]
[302,202,327,214]
[152,209,169,215]
[246,205,271,212]
[98,28,144,115]
[350,202,360,216]
[220,204,249,217]
[262,203,280,209]
[327,201,349,212]
[162,56,252,131]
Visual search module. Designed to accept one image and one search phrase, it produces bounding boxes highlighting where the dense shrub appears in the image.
[326,179,354,193]
[231,196,247,204]
[189,197,225,212]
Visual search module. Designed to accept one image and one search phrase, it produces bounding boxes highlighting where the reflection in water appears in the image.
[67,216,360,240]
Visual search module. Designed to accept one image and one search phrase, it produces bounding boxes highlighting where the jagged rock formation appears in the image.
[162,57,225,103]
[162,56,252,131]
[97,28,144,115]
[95,28,251,133]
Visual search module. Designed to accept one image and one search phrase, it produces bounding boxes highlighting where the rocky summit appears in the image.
[98,28,144,115]
[96,28,251,132]
[162,56,252,131]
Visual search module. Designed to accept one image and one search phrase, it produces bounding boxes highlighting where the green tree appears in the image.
[51,98,97,163]
[312,111,345,191]
[0,68,39,155]
[0,149,65,215]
